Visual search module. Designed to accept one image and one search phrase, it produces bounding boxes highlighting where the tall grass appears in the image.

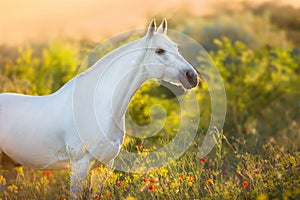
[1,5,300,198]
[1,135,299,199]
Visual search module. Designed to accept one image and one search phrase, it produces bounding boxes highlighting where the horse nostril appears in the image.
[185,70,198,87]
[186,70,193,80]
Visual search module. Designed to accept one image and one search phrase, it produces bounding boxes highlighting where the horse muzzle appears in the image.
[179,69,199,89]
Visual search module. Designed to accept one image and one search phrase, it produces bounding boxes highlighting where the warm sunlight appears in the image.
[0,0,299,45]
[0,0,299,199]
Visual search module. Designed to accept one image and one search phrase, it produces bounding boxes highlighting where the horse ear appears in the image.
[146,19,156,37]
[157,18,167,34]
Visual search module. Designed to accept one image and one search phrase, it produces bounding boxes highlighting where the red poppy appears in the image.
[118,181,123,187]
[43,171,52,177]
[143,178,149,183]
[179,175,184,180]
[254,168,259,175]
[188,175,194,180]
[199,158,207,164]
[148,184,155,192]
[243,181,249,188]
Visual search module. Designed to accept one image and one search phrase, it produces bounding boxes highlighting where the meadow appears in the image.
[0,3,300,200]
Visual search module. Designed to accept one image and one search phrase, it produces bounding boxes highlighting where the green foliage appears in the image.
[0,40,80,95]
[167,3,294,51]
[124,79,182,150]
[1,140,299,199]
[0,5,300,198]
[210,37,300,148]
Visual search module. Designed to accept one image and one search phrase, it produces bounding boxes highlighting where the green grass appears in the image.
[0,10,300,198]
[1,135,299,200]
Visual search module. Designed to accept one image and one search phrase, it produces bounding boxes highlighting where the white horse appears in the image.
[0,19,199,199]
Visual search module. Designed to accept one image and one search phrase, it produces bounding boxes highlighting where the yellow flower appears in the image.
[15,167,23,174]
[158,168,168,175]
[186,175,194,181]
[205,179,214,185]
[187,181,193,187]
[256,194,268,200]
[125,197,136,200]
[41,176,50,185]
[0,175,6,185]
[170,182,179,189]
[7,184,18,194]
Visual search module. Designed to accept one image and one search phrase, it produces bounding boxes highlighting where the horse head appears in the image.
[143,19,199,89]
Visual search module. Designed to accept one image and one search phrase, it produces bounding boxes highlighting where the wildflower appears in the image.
[243,181,249,188]
[257,194,268,200]
[254,168,259,175]
[148,184,155,192]
[7,184,18,194]
[205,179,214,185]
[170,182,179,189]
[187,175,194,181]
[0,175,6,185]
[158,168,168,175]
[149,178,156,183]
[125,197,137,200]
[106,190,111,198]
[118,181,123,187]
[136,144,143,153]
[143,178,149,183]
[199,158,207,164]
[92,194,100,200]
[187,181,193,187]
[43,171,52,177]
[15,167,23,174]
[179,175,184,180]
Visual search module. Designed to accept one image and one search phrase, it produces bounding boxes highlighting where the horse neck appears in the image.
[74,38,149,125]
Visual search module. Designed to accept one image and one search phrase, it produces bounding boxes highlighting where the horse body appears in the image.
[0,19,199,198]
[0,84,74,169]
[0,46,142,169]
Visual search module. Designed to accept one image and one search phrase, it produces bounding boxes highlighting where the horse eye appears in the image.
[155,48,165,55]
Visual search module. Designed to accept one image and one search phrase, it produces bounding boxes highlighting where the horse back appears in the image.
[0,92,67,145]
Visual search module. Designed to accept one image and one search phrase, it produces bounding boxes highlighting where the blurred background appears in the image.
[0,0,299,45]
[0,1,299,199]
[0,0,299,150]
